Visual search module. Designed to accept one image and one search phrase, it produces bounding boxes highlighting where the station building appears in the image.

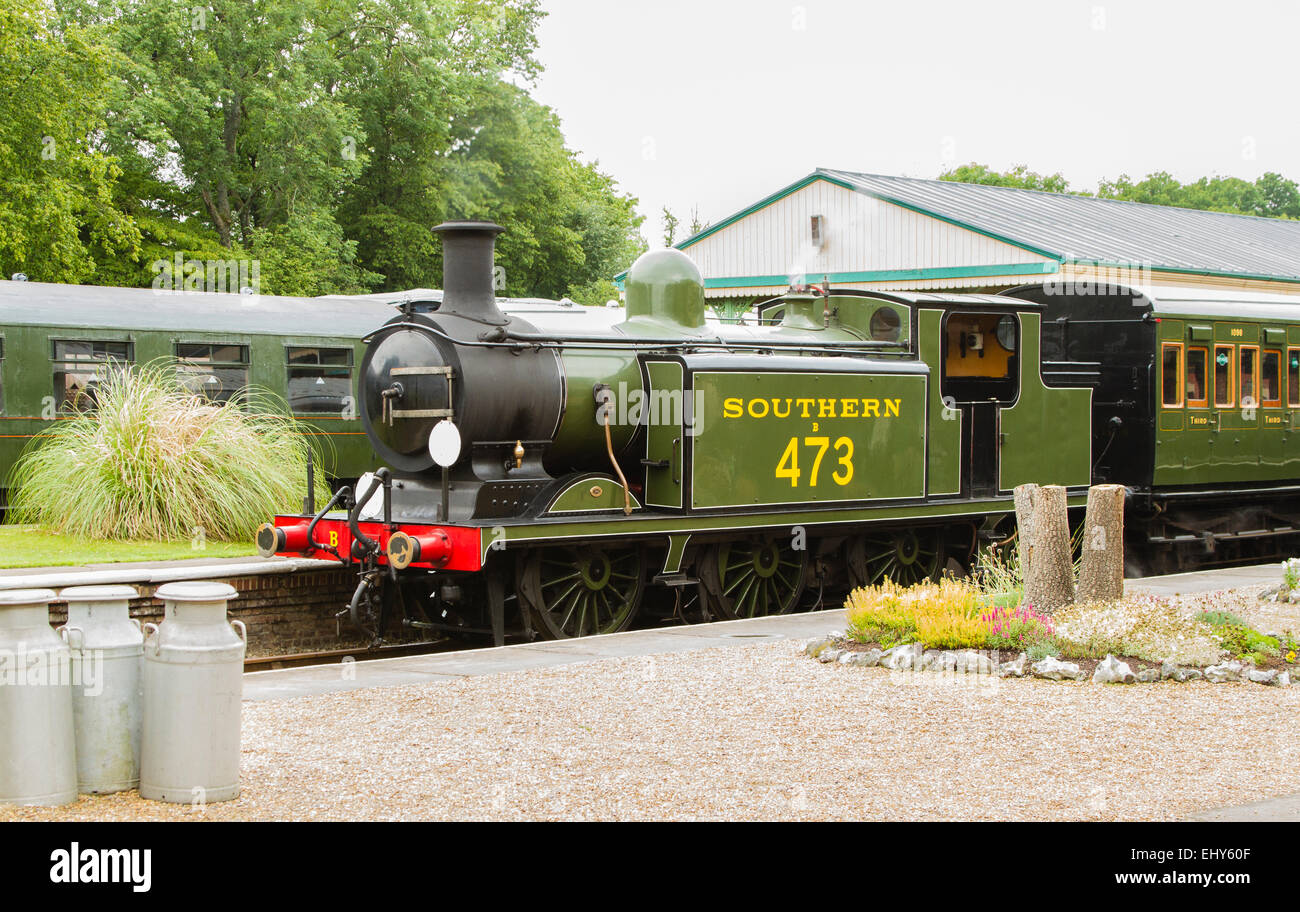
[618,169,1300,318]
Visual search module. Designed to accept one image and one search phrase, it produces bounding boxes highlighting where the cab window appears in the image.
[941,312,1020,403]
[1161,343,1182,407]
[1185,346,1207,408]
[1214,345,1234,407]
[1262,350,1282,408]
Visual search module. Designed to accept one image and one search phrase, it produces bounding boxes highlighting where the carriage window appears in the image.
[1161,344,1182,407]
[175,343,250,404]
[1239,346,1258,407]
[52,339,133,412]
[1262,350,1282,408]
[1214,345,1234,407]
[1185,347,1207,408]
[286,347,353,415]
[1290,348,1300,407]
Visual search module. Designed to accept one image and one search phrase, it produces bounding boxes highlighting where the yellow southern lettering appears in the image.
[748,398,769,418]
[818,399,836,418]
[885,399,901,418]
[863,399,880,417]
[723,397,742,419]
[772,398,792,418]
[841,399,859,418]
[796,399,814,419]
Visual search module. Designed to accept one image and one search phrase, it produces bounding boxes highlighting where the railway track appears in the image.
[243,639,456,672]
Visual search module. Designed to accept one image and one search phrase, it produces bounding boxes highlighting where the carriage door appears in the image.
[941,310,1020,498]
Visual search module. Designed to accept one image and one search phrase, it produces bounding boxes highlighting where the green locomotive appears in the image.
[260,222,1100,644]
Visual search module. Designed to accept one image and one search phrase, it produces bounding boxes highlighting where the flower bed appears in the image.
[825,572,1300,686]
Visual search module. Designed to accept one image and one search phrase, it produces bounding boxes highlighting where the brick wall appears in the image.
[46,567,377,658]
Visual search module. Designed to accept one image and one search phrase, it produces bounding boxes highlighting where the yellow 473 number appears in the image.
[776,437,854,488]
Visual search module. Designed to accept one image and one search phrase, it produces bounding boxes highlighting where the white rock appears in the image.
[883,643,925,671]
[804,637,835,658]
[1031,656,1085,681]
[1174,667,1204,683]
[1247,668,1280,686]
[840,648,883,668]
[998,653,1029,678]
[952,650,996,676]
[1204,661,1244,683]
[1136,668,1161,683]
[1093,655,1137,684]
[1279,671,1292,687]
[817,648,844,664]
[1159,661,1179,681]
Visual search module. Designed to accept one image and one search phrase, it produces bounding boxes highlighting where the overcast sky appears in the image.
[531,0,1300,247]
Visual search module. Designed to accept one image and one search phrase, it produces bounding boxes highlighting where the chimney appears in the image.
[432,221,507,325]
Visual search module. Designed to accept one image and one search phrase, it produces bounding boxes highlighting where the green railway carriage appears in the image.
[261,223,1097,645]
[0,280,396,510]
[1007,281,1300,573]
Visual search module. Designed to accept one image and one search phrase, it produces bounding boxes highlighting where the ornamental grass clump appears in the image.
[6,364,317,542]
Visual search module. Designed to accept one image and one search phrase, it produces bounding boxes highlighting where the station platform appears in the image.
[243,561,1282,703]
[244,608,847,701]
[0,555,334,591]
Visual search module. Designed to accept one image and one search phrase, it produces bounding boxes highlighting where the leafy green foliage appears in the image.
[45,0,640,297]
[0,0,140,282]
[6,364,317,542]
[1198,611,1282,666]
[939,163,1072,194]
[941,161,1300,221]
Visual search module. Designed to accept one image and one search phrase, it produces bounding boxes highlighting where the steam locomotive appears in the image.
[258,221,1300,644]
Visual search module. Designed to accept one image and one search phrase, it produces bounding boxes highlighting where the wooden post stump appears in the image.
[1015,483,1074,613]
[1076,484,1126,603]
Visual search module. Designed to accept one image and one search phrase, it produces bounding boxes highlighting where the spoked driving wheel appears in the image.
[517,545,646,639]
[701,538,808,620]
[846,526,945,588]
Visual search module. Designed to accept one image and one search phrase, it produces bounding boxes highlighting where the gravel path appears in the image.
[3,636,1298,822]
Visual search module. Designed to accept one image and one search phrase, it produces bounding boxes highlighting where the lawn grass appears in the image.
[0,525,254,569]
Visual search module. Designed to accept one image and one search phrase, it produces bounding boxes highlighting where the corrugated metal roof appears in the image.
[819,168,1300,282]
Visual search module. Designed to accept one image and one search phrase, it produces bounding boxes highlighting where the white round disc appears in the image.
[428,420,462,468]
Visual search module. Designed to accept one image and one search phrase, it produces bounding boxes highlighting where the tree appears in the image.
[440,80,644,300]
[0,0,139,282]
[662,207,679,248]
[939,163,1072,194]
[1098,170,1300,219]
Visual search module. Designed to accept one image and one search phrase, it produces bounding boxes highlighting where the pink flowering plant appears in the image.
[980,603,1056,652]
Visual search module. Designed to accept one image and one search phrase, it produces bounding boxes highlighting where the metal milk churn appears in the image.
[59,585,144,794]
[0,589,77,806]
[139,582,245,804]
